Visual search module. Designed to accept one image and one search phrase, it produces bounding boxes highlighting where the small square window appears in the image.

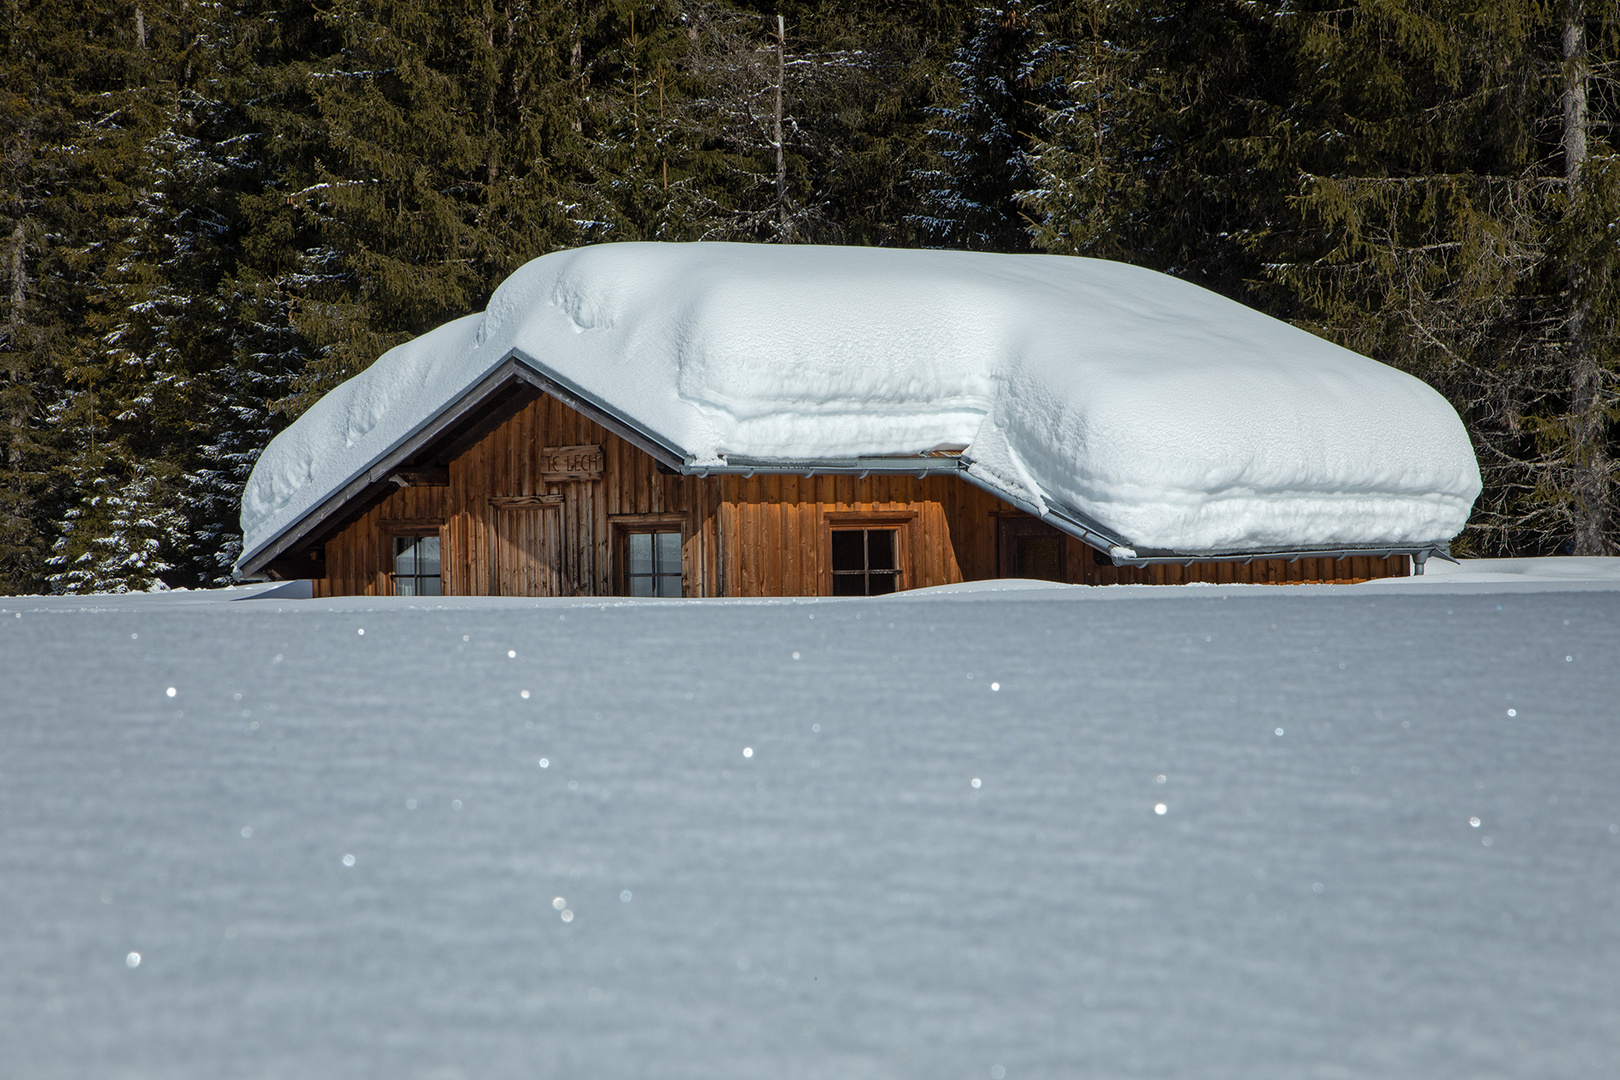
[830,528,899,596]
[625,530,682,597]
[393,535,442,596]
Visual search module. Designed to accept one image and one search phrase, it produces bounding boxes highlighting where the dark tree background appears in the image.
[2,1,1616,592]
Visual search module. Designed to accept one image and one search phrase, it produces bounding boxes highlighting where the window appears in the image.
[624,529,683,597]
[392,534,442,596]
[830,528,900,595]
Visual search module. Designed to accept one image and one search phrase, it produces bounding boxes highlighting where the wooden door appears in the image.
[997,515,1068,582]
[491,498,564,596]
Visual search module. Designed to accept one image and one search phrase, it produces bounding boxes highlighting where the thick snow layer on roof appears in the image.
[238,243,1480,569]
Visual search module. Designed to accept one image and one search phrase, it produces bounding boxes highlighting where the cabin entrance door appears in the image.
[490,497,564,596]
[997,516,1068,582]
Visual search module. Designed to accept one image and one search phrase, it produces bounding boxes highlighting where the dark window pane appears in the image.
[624,529,683,598]
[394,537,416,577]
[628,533,652,576]
[394,534,441,595]
[866,529,897,571]
[868,572,898,595]
[831,530,864,570]
[1016,535,1065,581]
[655,531,682,575]
[832,574,865,596]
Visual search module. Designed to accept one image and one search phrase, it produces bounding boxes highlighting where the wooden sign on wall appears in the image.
[541,444,604,481]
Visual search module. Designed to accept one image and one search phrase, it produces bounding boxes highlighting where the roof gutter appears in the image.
[1111,541,1455,574]
[690,455,964,478]
[1033,486,1453,574]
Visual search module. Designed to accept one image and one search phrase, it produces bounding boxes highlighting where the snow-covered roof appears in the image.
[237,243,1481,574]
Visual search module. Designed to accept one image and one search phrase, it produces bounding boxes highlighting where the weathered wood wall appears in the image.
[718,474,1004,594]
[717,477,1406,590]
[315,396,724,598]
[312,394,1409,597]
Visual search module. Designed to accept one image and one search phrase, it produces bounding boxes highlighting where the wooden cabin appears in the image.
[265,390,1408,599]
[238,245,1476,594]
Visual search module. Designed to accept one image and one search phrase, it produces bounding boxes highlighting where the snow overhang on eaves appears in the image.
[237,347,1454,581]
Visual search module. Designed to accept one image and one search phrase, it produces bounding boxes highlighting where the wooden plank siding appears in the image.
[311,394,1410,598]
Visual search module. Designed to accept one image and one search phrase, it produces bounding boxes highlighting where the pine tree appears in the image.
[42,1,255,590]
[1549,0,1620,554]
[2,1,206,592]
[1023,2,1288,292]
[1,0,144,592]
[1237,1,1620,555]
[1023,1,1620,556]
[48,466,185,593]
[667,2,964,246]
[268,0,615,416]
[915,2,1063,252]
[1224,2,1556,552]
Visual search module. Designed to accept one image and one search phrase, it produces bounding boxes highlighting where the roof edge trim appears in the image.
[507,349,687,469]
[237,357,537,577]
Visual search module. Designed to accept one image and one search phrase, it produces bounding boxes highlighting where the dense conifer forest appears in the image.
[1,1,1616,593]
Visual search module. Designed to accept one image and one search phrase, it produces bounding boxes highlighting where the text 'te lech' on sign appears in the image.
[541,444,604,481]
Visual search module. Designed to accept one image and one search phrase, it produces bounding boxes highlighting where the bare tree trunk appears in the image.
[7,222,21,315]
[6,221,25,468]
[1562,5,1588,187]
[569,3,583,134]
[1561,0,1611,553]
[774,14,789,241]
[135,6,146,49]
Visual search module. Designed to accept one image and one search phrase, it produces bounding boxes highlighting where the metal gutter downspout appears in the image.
[1108,541,1455,573]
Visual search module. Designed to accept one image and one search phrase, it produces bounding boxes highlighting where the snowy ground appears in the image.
[3,564,1618,1079]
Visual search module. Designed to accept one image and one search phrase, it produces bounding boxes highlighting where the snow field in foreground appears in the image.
[2,587,1617,1079]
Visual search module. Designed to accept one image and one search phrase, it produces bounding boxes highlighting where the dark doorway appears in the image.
[997,517,1068,582]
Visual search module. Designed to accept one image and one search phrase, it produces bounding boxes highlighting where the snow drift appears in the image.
[238,243,1480,569]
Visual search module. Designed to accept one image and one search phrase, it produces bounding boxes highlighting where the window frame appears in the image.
[612,513,689,598]
[821,511,914,596]
[379,518,446,597]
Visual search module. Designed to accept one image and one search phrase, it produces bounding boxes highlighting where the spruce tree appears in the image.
[667,2,964,246]
[1024,2,1287,293]
[1237,1,1619,555]
[1,0,150,592]
[1023,1,1620,556]
[43,0,253,590]
[915,2,1062,252]
[268,0,616,415]
[49,466,185,593]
